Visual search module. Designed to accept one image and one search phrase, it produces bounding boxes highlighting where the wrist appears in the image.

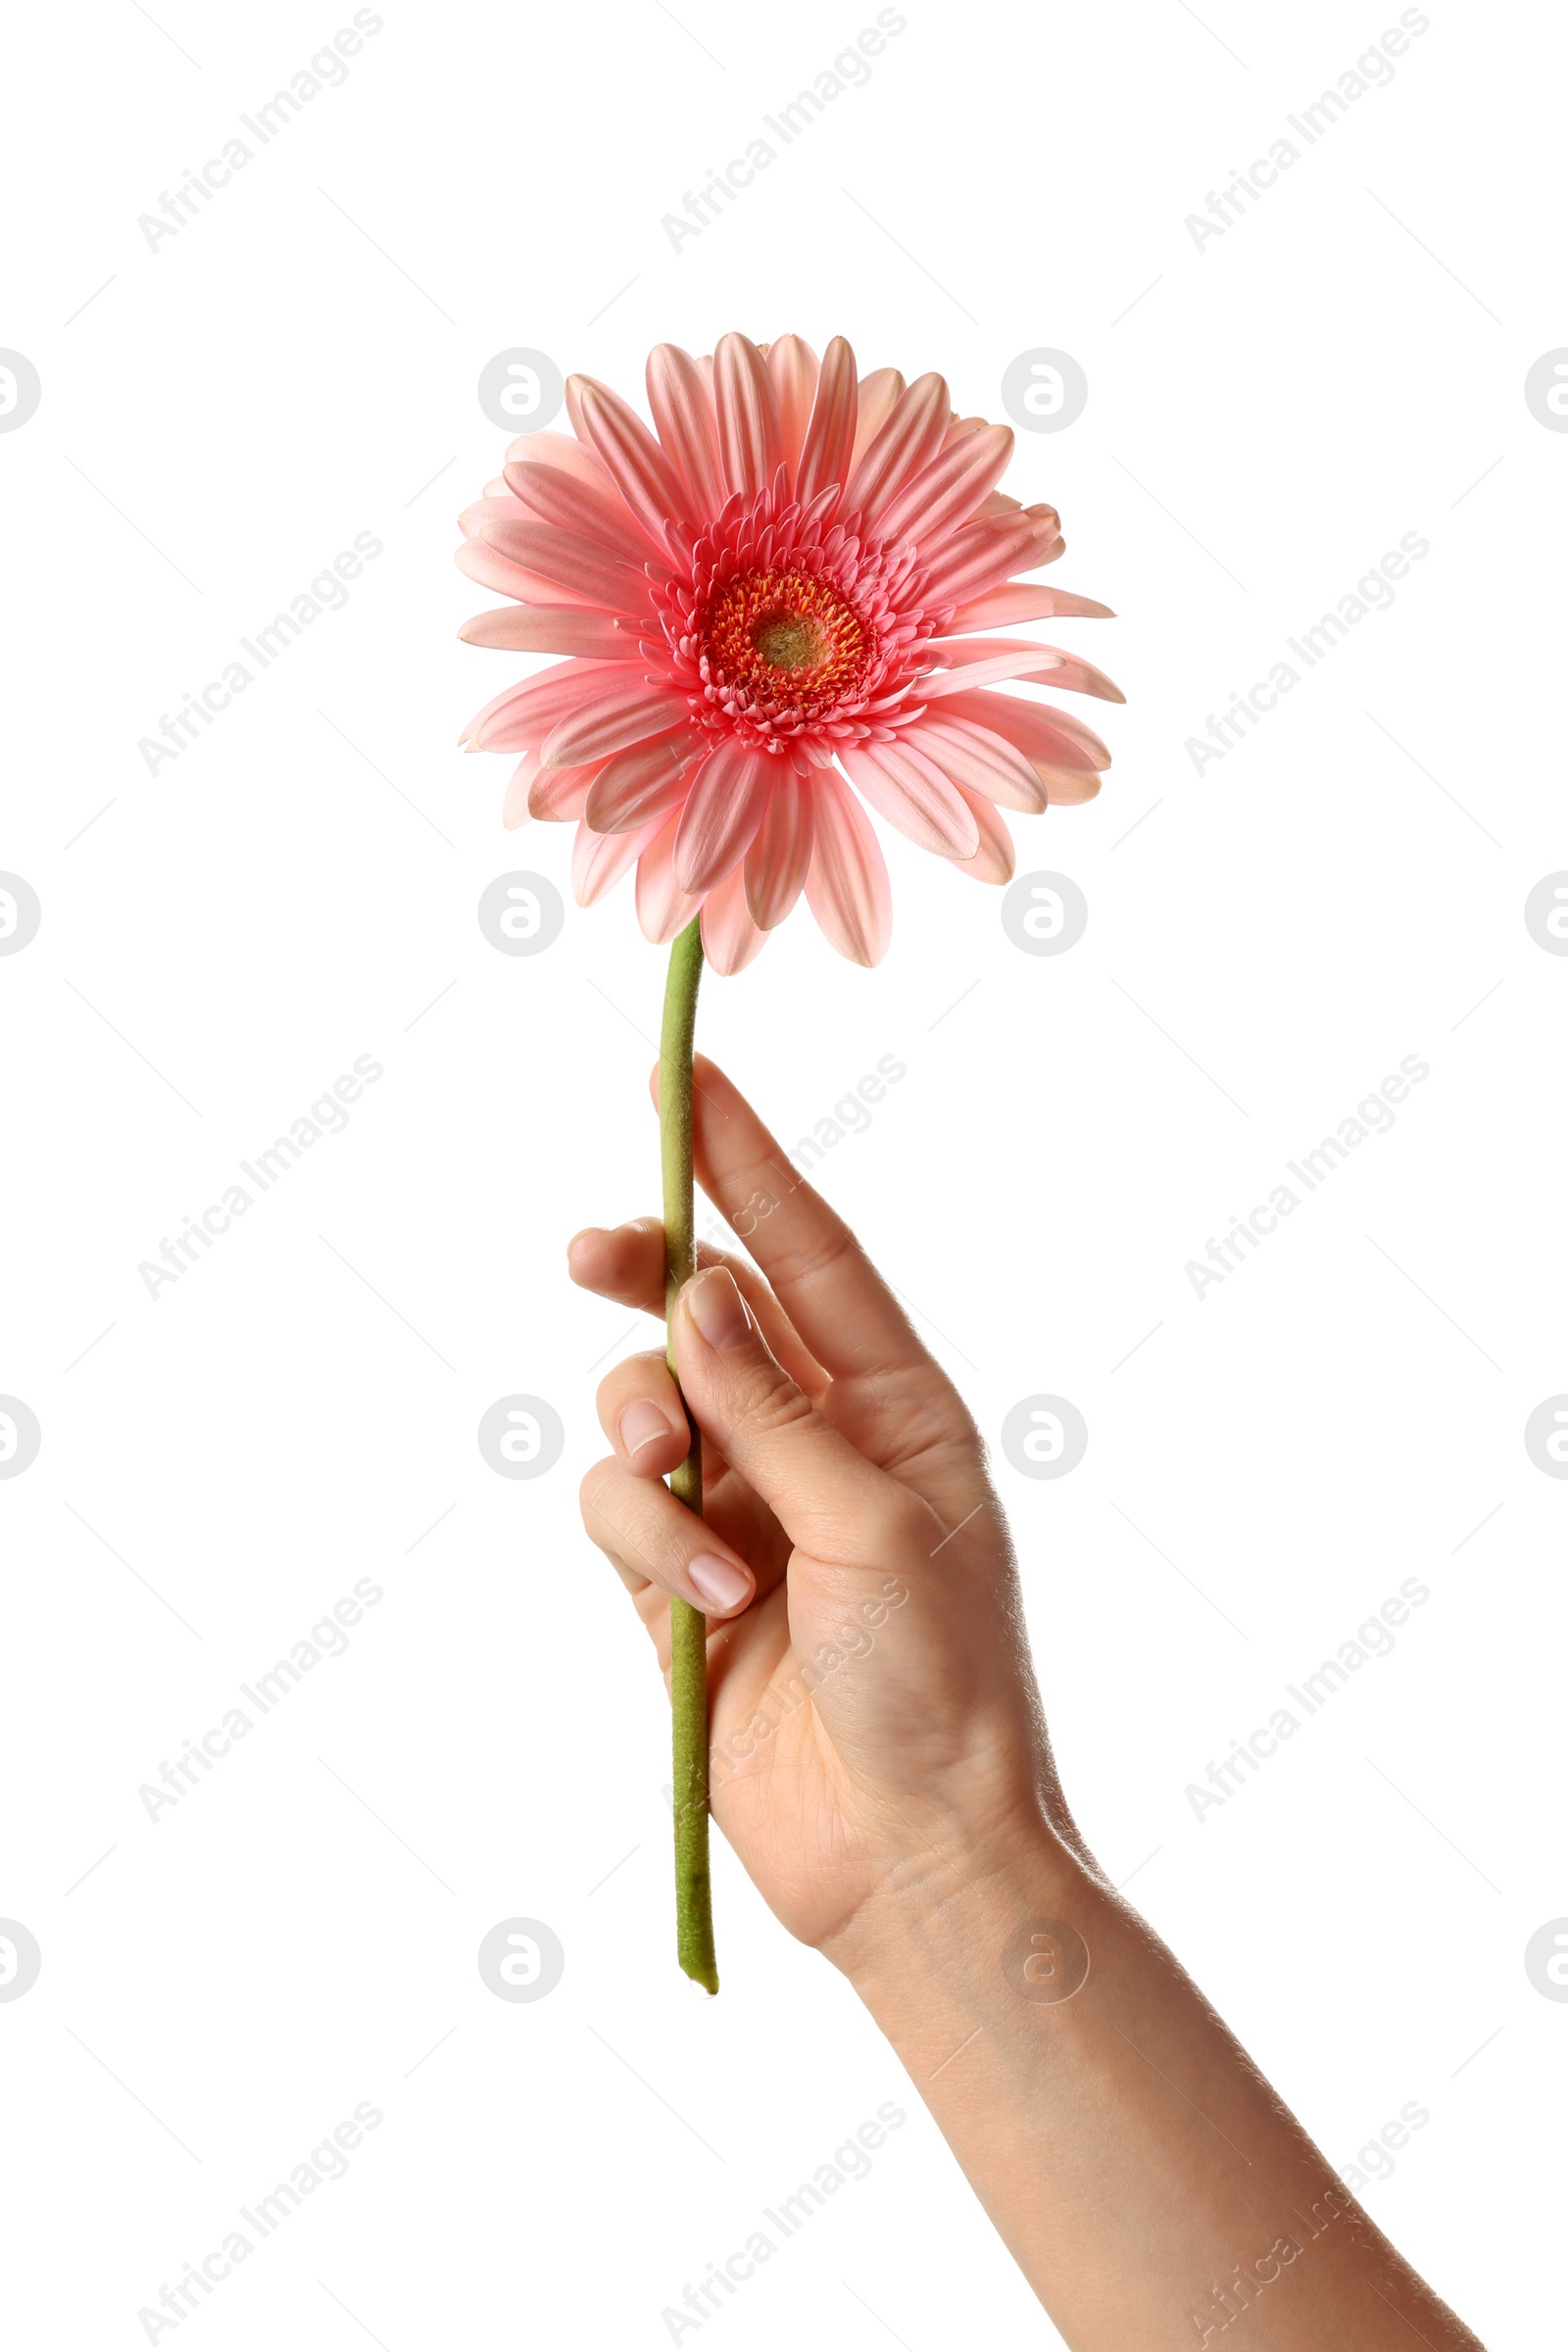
[820,1804,1098,2026]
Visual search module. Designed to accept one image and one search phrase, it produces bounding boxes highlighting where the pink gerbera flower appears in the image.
[457,333,1121,973]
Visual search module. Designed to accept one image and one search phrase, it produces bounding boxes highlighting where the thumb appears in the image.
[673,1266,916,1566]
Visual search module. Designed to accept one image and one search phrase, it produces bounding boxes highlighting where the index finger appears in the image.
[651,1054,935,1388]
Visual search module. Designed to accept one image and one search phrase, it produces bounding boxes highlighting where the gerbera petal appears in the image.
[466,661,637,753]
[805,770,892,966]
[460,659,613,747]
[916,506,1064,607]
[700,864,769,975]
[583,726,702,833]
[920,652,1065,701]
[1021,704,1115,769]
[766,335,819,476]
[504,430,615,497]
[839,740,979,859]
[950,785,1016,884]
[460,672,542,748]
[458,606,635,658]
[502,461,662,566]
[646,344,727,521]
[900,716,1050,813]
[529,756,604,821]
[713,333,784,502]
[459,496,523,542]
[873,422,1014,547]
[843,372,950,532]
[478,516,648,612]
[937,688,1112,774]
[636,810,705,945]
[848,368,906,468]
[1029,650,1125,704]
[795,336,858,504]
[542,686,693,769]
[744,776,814,928]
[948,583,1115,630]
[502,754,538,831]
[671,738,773,893]
[930,635,1125,704]
[1033,765,1102,806]
[455,537,602,610]
[565,372,696,538]
[572,816,662,906]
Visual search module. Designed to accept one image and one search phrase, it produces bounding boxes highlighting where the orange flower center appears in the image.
[701,566,871,717]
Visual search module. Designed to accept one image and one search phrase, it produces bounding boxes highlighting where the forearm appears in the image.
[830,1824,1483,2350]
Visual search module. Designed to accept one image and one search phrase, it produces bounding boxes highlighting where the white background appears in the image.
[2,1,1564,2343]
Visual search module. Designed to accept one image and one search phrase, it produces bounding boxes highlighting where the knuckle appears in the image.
[768,1210,859,1293]
[797,1484,912,1570]
[578,1456,620,1522]
[599,1348,669,1402]
[873,1488,930,1559]
[597,1372,654,1435]
[580,1458,687,1585]
[730,1357,815,1438]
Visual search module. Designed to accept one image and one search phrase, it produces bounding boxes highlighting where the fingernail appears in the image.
[688,1552,753,1613]
[618,1398,677,1456]
[684,1266,749,1351]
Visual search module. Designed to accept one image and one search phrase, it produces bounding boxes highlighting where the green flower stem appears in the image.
[660,916,718,1994]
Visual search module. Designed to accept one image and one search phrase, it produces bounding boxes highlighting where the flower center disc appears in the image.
[752,612,819,670]
[701,566,871,720]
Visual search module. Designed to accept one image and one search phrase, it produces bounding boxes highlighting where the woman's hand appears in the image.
[570,1056,1486,2352]
[569,1054,1084,1963]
